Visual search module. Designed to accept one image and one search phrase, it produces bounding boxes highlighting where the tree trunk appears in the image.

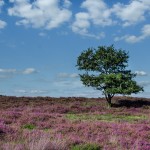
[106,94,112,108]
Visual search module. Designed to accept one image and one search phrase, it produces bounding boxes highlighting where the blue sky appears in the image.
[0,0,150,98]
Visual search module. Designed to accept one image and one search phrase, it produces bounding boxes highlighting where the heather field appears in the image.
[0,96,150,150]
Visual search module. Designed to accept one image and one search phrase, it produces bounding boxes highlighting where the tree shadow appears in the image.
[112,99,150,108]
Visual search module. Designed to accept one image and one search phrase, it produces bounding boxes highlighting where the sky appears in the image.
[0,0,150,98]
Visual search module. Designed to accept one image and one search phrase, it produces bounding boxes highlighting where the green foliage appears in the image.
[71,143,101,150]
[23,124,36,130]
[76,45,143,106]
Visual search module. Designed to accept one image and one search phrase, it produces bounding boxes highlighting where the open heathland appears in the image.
[0,96,150,150]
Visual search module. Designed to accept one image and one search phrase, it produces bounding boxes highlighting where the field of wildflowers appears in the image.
[0,96,150,150]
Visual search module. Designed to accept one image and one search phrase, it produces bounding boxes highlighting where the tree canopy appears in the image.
[76,45,143,107]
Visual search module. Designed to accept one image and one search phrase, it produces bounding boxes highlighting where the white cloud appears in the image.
[70,73,79,78]
[72,12,90,35]
[114,35,143,43]
[112,0,150,26]
[39,32,46,37]
[22,68,37,75]
[72,0,111,38]
[72,12,105,39]
[135,71,147,76]
[125,36,143,43]
[8,0,72,29]
[0,0,4,6]
[15,89,27,93]
[0,68,17,79]
[81,0,113,26]
[0,68,38,76]
[63,0,72,8]
[72,0,150,38]
[0,68,17,73]
[53,78,103,98]
[115,24,150,43]
[0,1,7,29]
[0,75,12,79]
[30,90,48,94]
[14,89,49,95]
[57,73,79,78]
[5,0,150,40]
[138,81,150,87]
[54,79,83,88]
[142,24,150,37]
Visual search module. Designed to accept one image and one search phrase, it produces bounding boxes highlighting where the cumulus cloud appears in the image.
[72,12,90,35]
[142,24,150,37]
[115,24,150,43]
[8,0,72,29]
[135,71,147,76]
[63,0,72,8]
[5,0,150,40]
[22,68,37,75]
[81,0,113,26]
[112,0,150,27]
[71,0,150,38]
[72,0,111,38]
[114,35,142,43]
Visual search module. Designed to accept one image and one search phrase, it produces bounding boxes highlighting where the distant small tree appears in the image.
[76,45,143,107]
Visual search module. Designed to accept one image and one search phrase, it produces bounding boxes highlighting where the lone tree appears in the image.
[76,45,143,107]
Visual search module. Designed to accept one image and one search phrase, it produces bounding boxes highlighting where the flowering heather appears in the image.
[0,96,150,150]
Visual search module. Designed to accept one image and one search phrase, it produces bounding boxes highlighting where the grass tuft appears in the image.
[71,143,101,150]
[23,124,36,130]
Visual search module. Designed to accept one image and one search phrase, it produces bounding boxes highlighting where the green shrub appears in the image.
[23,124,36,130]
[71,143,101,150]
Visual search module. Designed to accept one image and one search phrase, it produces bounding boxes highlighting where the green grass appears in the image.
[71,143,101,150]
[66,113,147,122]
[23,124,36,130]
